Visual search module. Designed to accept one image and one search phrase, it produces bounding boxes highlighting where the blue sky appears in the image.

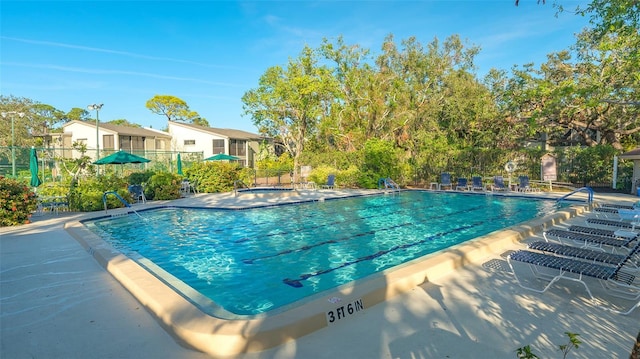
[1,1,590,133]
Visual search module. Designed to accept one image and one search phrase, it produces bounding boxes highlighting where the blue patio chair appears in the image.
[471,176,484,191]
[518,175,539,192]
[518,175,530,192]
[128,184,146,204]
[491,176,506,191]
[439,173,453,190]
[455,178,468,191]
[321,174,336,189]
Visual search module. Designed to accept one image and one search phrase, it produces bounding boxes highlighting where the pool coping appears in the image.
[63,191,590,357]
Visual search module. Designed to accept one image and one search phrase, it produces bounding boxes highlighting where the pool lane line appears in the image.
[233,196,488,245]
[241,222,414,264]
[282,221,483,288]
[241,205,487,264]
[219,196,423,237]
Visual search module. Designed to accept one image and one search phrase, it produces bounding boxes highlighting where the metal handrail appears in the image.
[378,178,401,192]
[233,180,250,196]
[556,186,594,204]
[103,191,142,218]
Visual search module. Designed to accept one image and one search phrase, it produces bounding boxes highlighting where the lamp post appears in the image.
[1,111,25,177]
[87,103,103,174]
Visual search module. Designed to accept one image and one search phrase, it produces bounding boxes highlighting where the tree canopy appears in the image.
[145,95,209,127]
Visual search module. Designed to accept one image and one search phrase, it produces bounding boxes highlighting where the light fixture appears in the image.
[87,103,103,174]
[1,111,26,177]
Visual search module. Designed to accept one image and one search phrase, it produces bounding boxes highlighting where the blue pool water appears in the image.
[85,191,561,316]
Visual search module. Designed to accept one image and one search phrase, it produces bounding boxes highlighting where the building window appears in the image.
[103,135,114,150]
[229,139,246,156]
[184,139,196,146]
[212,139,225,154]
[76,138,87,145]
[132,136,145,150]
[120,136,130,150]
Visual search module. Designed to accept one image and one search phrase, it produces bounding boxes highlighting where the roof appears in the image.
[64,120,171,138]
[168,120,262,140]
[619,147,640,160]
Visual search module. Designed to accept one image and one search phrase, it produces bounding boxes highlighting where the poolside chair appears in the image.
[569,225,638,240]
[471,176,484,191]
[587,218,639,231]
[128,184,146,204]
[518,175,538,192]
[543,229,637,252]
[508,241,640,315]
[439,173,453,190]
[491,176,506,191]
[321,174,336,189]
[527,241,639,270]
[455,178,468,191]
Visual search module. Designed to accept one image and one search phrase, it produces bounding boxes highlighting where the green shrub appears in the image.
[128,171,155,185]
[145,172,181,200]
[0,176,38,226]
[358,139,401,188]
[309,165,360,188]
[68,175,132,212]
[185,162,247,193]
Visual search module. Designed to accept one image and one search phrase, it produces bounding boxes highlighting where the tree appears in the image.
[31,104,65,133]
[66,107,90,122]
[108,119,141,127]
[242,46,337,183]
[145,95,209,126]
[0,95,37,148]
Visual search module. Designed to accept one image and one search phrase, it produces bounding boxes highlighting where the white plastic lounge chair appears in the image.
[491,176,506,191]
[439,173,453,190]
[455,178,468,191]
[543,229,636,252]
[569,225,639,240]
[587,218,639,231]
[527,241,639,270]
[508,241,640,315]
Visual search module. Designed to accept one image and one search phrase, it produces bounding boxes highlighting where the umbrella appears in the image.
[29,147,42,187]
[204,153,240,161]
[177,153,183,175]
[94,150,151,165]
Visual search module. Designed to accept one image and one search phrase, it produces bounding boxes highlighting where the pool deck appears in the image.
[1,189,639,358]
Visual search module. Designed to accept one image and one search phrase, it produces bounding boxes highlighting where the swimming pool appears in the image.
[84,191,562,317]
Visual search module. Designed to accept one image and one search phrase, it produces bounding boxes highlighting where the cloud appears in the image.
[0,36,246,71]
[2,62,249,88]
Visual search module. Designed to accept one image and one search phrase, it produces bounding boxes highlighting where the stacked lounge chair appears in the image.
[543,229,636,252]
[508,240,640,315]
[507,201,640,315]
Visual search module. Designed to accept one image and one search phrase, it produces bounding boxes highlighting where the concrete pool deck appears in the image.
[1,189,639,358]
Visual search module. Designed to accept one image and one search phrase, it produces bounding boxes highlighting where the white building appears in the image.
[61,120,172,159]
[167,121,263,168]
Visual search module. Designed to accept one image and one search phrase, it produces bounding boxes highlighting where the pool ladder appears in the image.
[556,186,594,205]
[233,180,250,196]
[103,191,143,218]
[378,178,401,194]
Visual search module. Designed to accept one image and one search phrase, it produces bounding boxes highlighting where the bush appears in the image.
[185,162,249,193]
[0,176,38,226]
[68,175,132,212]
[358,139,401,188]
[145,172,181,200]
[128,171,155,185]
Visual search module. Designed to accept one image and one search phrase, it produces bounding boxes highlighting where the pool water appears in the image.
[86,191,560,316]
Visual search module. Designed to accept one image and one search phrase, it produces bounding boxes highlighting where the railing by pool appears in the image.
[556,186,594,204]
